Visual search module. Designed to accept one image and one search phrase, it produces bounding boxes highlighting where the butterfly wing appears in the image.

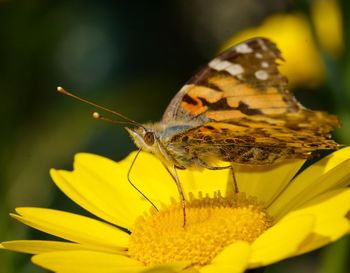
[167,114,341,166]
[160,37,340,166]
[162,37,301,123]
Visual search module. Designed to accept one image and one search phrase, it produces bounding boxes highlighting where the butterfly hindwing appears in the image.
[167,114,340,165]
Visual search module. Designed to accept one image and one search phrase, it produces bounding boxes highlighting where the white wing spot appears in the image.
[235,43,253,53]
[255,70,269,80]
[209,59,244,76]
[225,64,244,75]
[209,58,232,71]
[258,39,268,51]
[261,61,269,68]
[255,52,263,59]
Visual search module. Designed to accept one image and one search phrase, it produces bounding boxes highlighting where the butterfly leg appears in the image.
[172,165,187,227]
[127,149,159,211]
[205,165,239,194]
[160,162,187,227]
[231,165,239,194]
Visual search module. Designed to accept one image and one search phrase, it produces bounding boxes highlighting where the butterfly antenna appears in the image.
[92,112,138,126]
[57,86,144,128]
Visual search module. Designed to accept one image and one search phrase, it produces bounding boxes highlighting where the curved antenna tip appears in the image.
[57,86,68,94]
[92,112,101,119]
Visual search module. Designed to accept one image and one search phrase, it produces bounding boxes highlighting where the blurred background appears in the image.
[0,0,349,272]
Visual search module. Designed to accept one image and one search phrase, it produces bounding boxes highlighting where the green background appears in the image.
[0,1,349,273]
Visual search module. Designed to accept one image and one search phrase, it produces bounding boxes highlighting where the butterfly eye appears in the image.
[143,132,155,146]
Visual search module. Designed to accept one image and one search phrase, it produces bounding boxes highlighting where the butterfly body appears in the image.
[127,37,341,169]
[126,122,200,168]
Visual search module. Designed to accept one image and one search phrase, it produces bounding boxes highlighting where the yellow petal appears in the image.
[1,240,122,254]
[32,250,143,273]
[181,269,200,273]
[121,152,229,203]
[200,241,251,273]
[116,151,179,205]
[12,207,129,252]
[285,189,350,255]
[178,167,229,199]
[249,214,315,267]
[234,159,304,206]
[269,148,350,218]
[52,153,154,230]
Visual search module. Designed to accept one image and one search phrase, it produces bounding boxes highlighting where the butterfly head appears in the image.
[126,126,159,153]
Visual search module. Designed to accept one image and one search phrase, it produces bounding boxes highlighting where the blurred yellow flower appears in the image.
[224,1,343,88]
[312,0,344,57]
[1,147,350,273]
[223,13,324,88]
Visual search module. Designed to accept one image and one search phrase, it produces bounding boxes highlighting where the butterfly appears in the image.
[58,37,341,223]
[126,37,340,170]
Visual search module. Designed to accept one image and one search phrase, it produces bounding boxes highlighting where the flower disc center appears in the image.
[128,192,272,267]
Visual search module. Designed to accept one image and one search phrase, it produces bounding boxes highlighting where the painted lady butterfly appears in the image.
[58,37,341,222]
[127,37,340,170]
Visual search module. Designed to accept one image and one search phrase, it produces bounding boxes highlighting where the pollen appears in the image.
[128,192,272,267]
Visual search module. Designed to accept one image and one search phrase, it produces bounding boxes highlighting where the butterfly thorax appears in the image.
[126,121,202,169]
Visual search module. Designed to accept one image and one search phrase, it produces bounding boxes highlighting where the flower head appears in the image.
[2,148,350,273]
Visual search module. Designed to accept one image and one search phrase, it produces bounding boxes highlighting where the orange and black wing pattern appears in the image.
[162,37,301,123]
[161,37,340,166]
[167,114,341,165]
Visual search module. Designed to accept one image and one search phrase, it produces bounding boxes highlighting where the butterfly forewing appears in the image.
[162,37,300,123]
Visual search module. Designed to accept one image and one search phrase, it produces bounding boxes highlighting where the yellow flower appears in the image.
[2,148,350,273]
[311,0,344,57]
[223,8,343,88]
[223,13,323,88]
